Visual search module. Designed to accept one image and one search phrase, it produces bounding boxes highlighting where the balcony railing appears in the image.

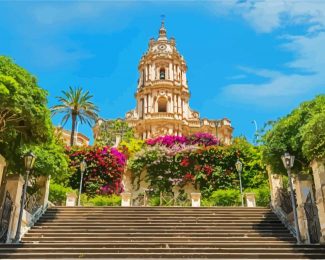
[148,112,175,119]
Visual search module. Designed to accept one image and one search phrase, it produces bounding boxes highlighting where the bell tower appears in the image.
[123,20,233,143]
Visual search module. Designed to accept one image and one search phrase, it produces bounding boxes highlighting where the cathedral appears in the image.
[94,21,233,145]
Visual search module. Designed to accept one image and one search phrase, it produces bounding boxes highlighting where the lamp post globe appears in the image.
[78,160,87,206]
[235,160,244,207]
[24,151,36,171]
[235,160,242,173]
[14,151,36,242]
[281,152,301,244]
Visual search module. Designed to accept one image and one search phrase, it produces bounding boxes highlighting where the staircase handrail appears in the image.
[27,204,45,228]
[270,204,297,238]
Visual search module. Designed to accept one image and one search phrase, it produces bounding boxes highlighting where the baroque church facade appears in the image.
[94,21,233,145]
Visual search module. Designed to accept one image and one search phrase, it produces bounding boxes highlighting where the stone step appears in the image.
[0,252,324,259]
[8,206,321,259]
[21,236,296,242]
[33,223,286,228]
[35,220,283,225]
[24,232,293,238]
[2,242,309,248]
[41,215,279,219]
[1,247,325,254]
[44,211,275,215]
[49,206,271,209]
[27,229,291,234]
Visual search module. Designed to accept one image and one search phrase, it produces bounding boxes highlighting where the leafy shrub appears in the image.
[49,182,75,206]
[148,196,160,206]
[207,189,241,206]
[81,195,121,206]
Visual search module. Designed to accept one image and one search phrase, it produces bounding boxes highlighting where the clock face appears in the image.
[158,44,166,50]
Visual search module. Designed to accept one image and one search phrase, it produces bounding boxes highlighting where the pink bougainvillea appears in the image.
[67,146,126,195]
[145,133,219,148]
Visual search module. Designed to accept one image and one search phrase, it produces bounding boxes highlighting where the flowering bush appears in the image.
[67,146,126,196]
[145,133,219,148]
[129,137,268,197]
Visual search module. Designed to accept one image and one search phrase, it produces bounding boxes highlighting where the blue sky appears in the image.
[0,0,324,143]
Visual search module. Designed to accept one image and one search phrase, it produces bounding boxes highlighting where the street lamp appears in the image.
[78,160,87,206]
[235,159,244,207]
[14,151,36,242]
[281,152,301,244]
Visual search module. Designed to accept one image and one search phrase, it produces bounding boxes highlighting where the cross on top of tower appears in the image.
[158,14,167,40]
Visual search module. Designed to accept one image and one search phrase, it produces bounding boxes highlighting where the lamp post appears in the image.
[281,152,301,244]
[235,160,244,207]
[14,151,36,243]
[78,160,87,206]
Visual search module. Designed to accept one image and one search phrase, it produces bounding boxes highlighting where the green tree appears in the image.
[0,56,52,146]
[51,87,99,146]
[95,119,134,146]
[261,95,325,174]
[0,56,69,179]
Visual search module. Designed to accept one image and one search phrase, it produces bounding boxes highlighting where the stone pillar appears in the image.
[66,192,77,206]
[311,158,325,243]
[267,166,283,208]
[295,174,314,243]
[169,63,173,80]
[5,175,24,242]
[121,192,132,207]
[36,176,50,207]
[122,170,132,193]
[0,155,6,189]
[245,193,256,207]
[191,193,201,207]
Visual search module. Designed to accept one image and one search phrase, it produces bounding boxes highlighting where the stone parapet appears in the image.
[295,174,314,243]
[311,158,325,243]
[5,175,24,242]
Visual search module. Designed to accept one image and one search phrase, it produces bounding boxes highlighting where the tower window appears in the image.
[158,97,167,112]
[160,68,165,80]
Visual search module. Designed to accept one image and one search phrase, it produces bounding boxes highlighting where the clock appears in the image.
[158,44,166,50]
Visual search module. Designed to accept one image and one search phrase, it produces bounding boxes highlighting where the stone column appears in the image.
[295,174,314,243]
[191,193,201,207]
[122,170,132,193]
[36,176,51,207]
[311,158,325,243]
[144,95,147,114]
[169,63,173,80]
[148,94,152,113]
[5,175,24,242]
[173,94,177,113]
[121,193,132,207]
[245,193,256,207]
[267,166,283,208]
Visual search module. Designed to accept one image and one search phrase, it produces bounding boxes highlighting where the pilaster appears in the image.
[311,158,325,243]
[295,174,314,243]
[267,166,283,208]
[0,154,6,190]
[5,175,25,242]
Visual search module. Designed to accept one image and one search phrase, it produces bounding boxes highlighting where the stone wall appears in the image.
[122,169,199,206]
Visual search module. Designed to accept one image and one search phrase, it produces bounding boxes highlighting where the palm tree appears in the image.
[51,86,99,146]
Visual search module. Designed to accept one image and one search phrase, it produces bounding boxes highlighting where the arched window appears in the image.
[160,68,165,80]
[158,97,167,112]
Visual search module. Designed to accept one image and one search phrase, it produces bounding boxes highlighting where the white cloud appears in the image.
[16,2,137,68]
[212,0,325,107]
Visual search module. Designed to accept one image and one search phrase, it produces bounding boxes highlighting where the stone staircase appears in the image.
[0,206,324,259]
